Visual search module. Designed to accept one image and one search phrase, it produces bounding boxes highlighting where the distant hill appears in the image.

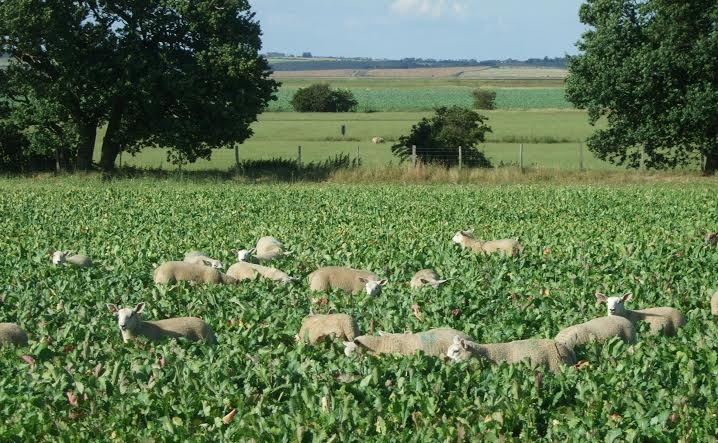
[266,55,567,71]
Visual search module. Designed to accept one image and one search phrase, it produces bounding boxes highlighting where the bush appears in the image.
[391,106,492,167]
[472,88,497,110]
[0,121,55,172]
[290,84,358,112]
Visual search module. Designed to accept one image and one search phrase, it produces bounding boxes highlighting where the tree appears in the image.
[0,1,279,171]
[566,0,718,174]
[472,88,496,110]
[290,84,357,112]
[391,106,492,167]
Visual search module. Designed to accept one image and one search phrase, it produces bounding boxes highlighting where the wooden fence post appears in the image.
[458,146,462,170]
[519,143,524,172]
[578,143,584,172]
[297,145,302,167]
[412,145,417,167]
[356,145,360,164]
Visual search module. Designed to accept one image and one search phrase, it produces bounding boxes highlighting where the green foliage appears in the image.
[473,88,497,110]
[290,84,358,112]
[566,0,718,174]
[0,1,279,171]
[0,180,717,440]
[392,106,492,167]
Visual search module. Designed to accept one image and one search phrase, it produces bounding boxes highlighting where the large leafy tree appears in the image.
[566,0,718,174]
[0,1,278,171]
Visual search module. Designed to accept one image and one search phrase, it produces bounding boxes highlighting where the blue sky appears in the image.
[251,0,587,60]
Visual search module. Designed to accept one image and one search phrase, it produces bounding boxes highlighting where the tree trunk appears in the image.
[704,151,718,175]
[99,97,126,171]
[75,123,97,171]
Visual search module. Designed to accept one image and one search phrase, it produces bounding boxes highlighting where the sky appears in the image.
[250,0,587,60]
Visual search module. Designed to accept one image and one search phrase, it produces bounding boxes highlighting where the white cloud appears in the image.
[390,0,469,18]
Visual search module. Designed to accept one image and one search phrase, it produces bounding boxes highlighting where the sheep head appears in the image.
[359,277,387,296]
[595,292,632,316]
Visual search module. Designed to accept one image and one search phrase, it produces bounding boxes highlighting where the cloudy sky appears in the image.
[251,0,587,60]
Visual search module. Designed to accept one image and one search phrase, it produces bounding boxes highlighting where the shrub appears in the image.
[290,84,358,112]
[472,88,497,110]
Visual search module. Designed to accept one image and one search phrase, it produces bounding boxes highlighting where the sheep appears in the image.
[52,250,92,268]
[451,230,523,256]
[446,336,576,372]
[706,232,718,246]
[554,315,636,351]
[237,236,287,263]
[371,137,385,144]
[226,261,297,284]
[409,269,450,289]
[153,261,237,284]
[107,303,216,344]
[308,266,387,296]
[595,292,686,336]
[711,290,718,316]
[297,314,360,344]
[343,328,472,357]
[183,251,224,269]
[0,323,28,346]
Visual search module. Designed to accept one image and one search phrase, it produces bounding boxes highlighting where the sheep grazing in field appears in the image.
[297,314,360,344]
[308,266,387,296]
[226,261,297,284]
[554,316,636,351]
[0,323,28,347]
[452,230,524,256]
[183,251,224,269]
[237,235,288,263]
[711,291,718,316]
[705,232,718,246]
[343,328,471,357]
[52,250,92,268]
[595,292,686,336]
[153,261,237,284]
[371,137,385,144]
[107,303,216,344]
[409,269,450,289]
[446,336,576,372]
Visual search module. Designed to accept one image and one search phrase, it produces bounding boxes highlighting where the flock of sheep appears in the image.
[2,231,718,375]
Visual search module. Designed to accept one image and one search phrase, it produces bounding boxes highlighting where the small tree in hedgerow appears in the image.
[391,106,492,167]
[290,84,357,112]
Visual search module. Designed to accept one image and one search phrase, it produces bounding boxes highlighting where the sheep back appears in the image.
[410,269,440,289]
[631,307,686,336]
[298,314,360,344]
[0,323,29,346]
[141,317,216,344]
[554,316,636,350]
[711,291,718,316]
[308,266,378,294]
[153,261,228,284]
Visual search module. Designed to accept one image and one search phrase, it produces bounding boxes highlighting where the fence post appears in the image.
[412,145,417,168]
[578,143,583,172]
[119,150,123,168]
[458,146,462,170]
[234,143,240,168]
[519,143,524,172]
[356,145,360,164]
[297,145,302,167]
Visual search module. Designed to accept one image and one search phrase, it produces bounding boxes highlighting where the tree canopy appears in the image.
[0,1,279,171]
[566,0,718,174]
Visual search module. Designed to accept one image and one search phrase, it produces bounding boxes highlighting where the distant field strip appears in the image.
[267,87,571,111]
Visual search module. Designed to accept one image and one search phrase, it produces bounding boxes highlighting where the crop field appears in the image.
[1,179,718,441]
[271,66,567,80]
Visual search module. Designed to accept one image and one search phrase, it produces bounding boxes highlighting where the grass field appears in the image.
[2,179,717,440]
[271,66,567,80]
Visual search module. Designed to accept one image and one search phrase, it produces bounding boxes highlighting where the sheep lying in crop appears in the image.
[712,291,718,316]
[237,236,287,263]
[554,316,636,351]
[595,292,686,336]
[705,232,718,246]
[308,266,387,296]
[0,323,28,346]
[371,137,385,144]
[343,328,471,357]
[183,251,224,269]
[226,261,296,284]
[52,250,92,268]
[297,314,360,344]
[446,336,576,372]
[153,261,237,284]
[107,303,216,344]
[409,269,450,289]
[452,231,524,256]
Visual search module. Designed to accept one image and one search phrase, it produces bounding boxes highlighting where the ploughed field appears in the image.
[1,179,717,441]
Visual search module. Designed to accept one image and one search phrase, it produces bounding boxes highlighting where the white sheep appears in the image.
[153,261,237,284]
[409,269,450,289]
[226,261,297,284]
[595,292,686,336]
[237,236,287,263]
[554,315,636,351]
[0,322,28,346]
[371,137,385,144]
[343,328,471,357]
[711,290,718,316]
[308,266,387,296]
[183,251,224,269]
[107,303,216,344]
[452,230,524,256]
[297,314,360,344]
[446,336,576,373]
[52,250,92,268]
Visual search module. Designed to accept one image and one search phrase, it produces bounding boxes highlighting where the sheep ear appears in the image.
[377,279,387,286]
[249,248,257,254]
[434,278,449,286]
[358,277,369,283]
[202,259,211,266]
[459,338,468,350]
[622,292,633,302]
[107,304,119,315]
[452,335,461,345]
[134,302,146,314]
[595,292,608,303]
